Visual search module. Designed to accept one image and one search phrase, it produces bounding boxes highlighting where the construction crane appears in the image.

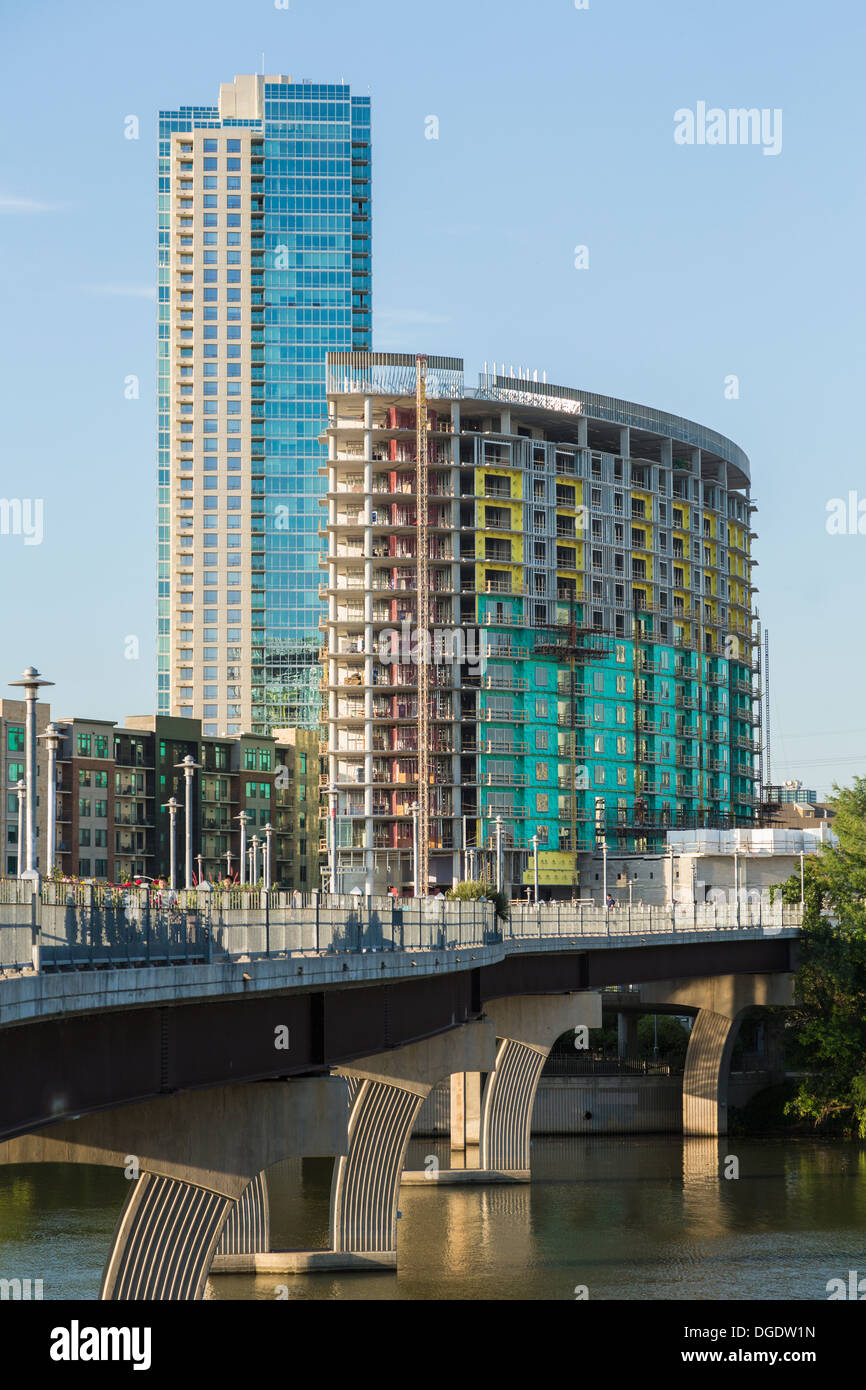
[415,354,430,896]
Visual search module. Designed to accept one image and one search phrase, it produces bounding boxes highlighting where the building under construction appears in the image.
[320,352,760,898]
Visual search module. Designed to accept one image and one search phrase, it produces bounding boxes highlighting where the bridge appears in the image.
[0,883,802,1299]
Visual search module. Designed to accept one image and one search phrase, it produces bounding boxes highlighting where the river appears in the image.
[1,1137,864,1301]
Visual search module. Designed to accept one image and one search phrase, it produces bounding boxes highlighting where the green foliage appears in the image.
[446,879,509,921]
[636,1014,689,1061]
[774,778,866,1135]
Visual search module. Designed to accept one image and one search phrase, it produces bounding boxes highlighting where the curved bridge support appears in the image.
[216,1171,270,1257]
[209,1020,497,1275]
[403,992,602,1185]
[331,1078,426,1257]
[0,1079,347,1300]
[479,993,602,1178]
[639,972,795,1137]
[103,1172,233,1301]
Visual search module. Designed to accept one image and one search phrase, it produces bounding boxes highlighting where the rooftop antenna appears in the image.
[261,52,265,76]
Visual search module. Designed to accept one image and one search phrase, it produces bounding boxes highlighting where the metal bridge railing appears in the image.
[0,879,802,976]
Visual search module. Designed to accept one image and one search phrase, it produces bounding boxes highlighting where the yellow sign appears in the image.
[523,851,578,887]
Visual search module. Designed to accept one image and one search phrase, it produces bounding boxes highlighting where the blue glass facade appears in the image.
[259,86,371,729]
[157,79,371,732]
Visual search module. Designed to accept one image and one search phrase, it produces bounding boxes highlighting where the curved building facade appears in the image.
[322,353,760,898]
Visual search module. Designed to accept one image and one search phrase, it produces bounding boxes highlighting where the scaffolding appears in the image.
[415,354,431,895]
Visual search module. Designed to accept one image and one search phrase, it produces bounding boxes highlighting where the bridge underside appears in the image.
[0,942,796,1296]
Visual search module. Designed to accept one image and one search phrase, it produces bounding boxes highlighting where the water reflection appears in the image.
[1,1139,864,1301]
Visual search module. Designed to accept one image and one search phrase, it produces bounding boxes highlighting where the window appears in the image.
[95,800,108,819]
[95,735,109,759]
[79,798,91,817]
[535,666,548,688]
[616,706,627,725]
[7,726,24,752]
[78,769,91,787]
[535,698,548,719]
[536,762,549,782]
[77,733,91,755]
[617,767,628,786]
[79,828,91,846]
[536,793,549,813]
[616,675,627,694]
[535,729,548,751]
[594,734,604,753]
[617,736,627,755]
[594,767,605,785]
[593,703,604,723]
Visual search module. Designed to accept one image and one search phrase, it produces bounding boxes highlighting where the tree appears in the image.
[776,778,866,1135]
[446,879,509,921]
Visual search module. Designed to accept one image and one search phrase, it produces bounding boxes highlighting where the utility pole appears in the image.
[175,754,201,891]
[38,722,62,877]
[9,666,54,880]
[163,797,179,891]
[532,832,539,906]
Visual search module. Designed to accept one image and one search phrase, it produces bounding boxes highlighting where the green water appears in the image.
[1,1138,864,1301]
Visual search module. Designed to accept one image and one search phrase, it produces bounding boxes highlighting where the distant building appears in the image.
[0,699,52,876]
[322,352,760,897]
[157,73,372,734]
[0,705,319,887]
[776,779,817,804]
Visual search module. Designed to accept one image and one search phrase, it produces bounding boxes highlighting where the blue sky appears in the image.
[0,0,863,795]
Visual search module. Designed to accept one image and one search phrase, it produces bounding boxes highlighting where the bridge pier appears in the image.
[403,992,602,1184]
[211,1020,497,1275]
[639,973,795,1137]
[0,1079,347,1299]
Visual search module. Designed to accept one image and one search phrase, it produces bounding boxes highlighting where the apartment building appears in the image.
[157,73,371,735]
[322,353,761,897]
[0,705,319,887]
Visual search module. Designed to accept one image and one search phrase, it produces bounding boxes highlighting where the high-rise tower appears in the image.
[157,74,371,735]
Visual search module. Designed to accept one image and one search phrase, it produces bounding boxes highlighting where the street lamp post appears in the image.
[531,832,539,906]
[411,802,420,898]
[224,847,233,882]
[162,797,180,891]
[15,779,26,878]
[264,823,274,891]
[38,722,63,878]
[602,836,608,910]
[9,666,54,880]
[251,835,261,884]
[196,853,204,886]
[174,754,201,891]
[800,849,805,908]
[235,810,249,886]
[495,815,503,895]
[326,785,338,897]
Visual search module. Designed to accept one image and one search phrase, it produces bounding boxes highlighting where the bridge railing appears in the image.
[0,883,802,975]
[508,900,803,937]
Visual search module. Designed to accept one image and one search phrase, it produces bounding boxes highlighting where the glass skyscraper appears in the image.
[157,74,371,734]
